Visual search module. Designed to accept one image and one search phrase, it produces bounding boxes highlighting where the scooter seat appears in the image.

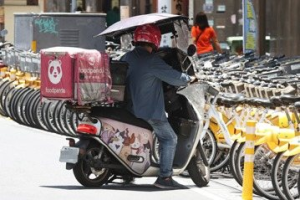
[91,107,153,131]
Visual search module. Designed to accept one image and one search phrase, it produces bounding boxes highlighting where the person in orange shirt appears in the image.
[191,11,222,56]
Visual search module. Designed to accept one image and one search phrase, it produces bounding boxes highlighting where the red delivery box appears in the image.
[40,47,112,105]
[41,47,84,99]
[74,50,112,105]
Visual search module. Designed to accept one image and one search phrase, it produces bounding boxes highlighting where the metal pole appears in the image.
[188,0,194,26]
[242,120,256,200]
[71,0,77,12]
[120,0,131,19]
[258,0,266,56]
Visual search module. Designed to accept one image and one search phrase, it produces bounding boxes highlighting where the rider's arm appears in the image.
[210,28,222,54]
[150,55,191,86]
[211,37,222,54]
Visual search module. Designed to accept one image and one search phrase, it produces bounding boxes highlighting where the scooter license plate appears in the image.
[59,146,79,164]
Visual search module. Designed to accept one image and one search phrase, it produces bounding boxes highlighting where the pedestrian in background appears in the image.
[106,6,120,27]
[191,11,222,56]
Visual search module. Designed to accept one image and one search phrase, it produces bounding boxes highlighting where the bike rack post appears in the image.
[242,120,256,200]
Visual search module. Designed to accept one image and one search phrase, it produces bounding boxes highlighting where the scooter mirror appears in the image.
[187,44,196,56]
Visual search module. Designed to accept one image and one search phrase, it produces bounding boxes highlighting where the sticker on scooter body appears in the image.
[99,117,153,174]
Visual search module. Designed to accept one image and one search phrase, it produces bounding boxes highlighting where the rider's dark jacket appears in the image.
[121,46,190,121]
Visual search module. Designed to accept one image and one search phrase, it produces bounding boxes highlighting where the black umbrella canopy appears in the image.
[96,13,188,38]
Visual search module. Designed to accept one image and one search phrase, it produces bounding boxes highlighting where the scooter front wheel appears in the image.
[73,144,111,187]
[187,142,210,187]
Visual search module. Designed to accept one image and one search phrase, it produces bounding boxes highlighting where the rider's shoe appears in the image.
[154,177,188,189]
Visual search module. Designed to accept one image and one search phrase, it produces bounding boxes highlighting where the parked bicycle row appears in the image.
[0,45,83,137]
[192,52,300,200]
[203,88,300,200]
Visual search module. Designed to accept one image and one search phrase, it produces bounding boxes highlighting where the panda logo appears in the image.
[88,56,96,66]
[48,59,62,84]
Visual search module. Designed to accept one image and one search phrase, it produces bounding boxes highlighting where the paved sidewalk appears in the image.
[130,172,267,200]
[208,174,267,200]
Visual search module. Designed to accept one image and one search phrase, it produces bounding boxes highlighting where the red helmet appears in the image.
[134,24,161,49]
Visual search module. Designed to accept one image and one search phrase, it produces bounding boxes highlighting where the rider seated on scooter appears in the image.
[121,24,196,189]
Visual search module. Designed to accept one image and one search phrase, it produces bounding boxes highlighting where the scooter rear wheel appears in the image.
[73,144,111,187]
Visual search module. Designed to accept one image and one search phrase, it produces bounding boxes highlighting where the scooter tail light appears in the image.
[77,124,98,135]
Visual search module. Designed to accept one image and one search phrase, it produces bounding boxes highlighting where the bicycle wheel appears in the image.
[234,142,260,195]
[25,90,41,128]
[271,152,289,200]
[152,135,160,164]
[53,100,65,135]
[64,107,78,136]
[251,144,279,200]
[40,101,54,132]
[3,86,17,119]
[34,96,48,131]
[25,91,41,128]
[71,112,83,135]
[10,87,28,124]
[13,88,34,126]
[236,143,283,199]
[201,128,217,165]
[210,145,230,172]
[282,155,300,200]
[57,101,72,136]
[234,141,245,186]
[297,170,300,200]
[229,140,243,185]
[45,100,60,133]
[1,83,16,117]
[0,79,10,116]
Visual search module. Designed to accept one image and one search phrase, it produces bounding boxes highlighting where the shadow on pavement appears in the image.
[40,183,189,192]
